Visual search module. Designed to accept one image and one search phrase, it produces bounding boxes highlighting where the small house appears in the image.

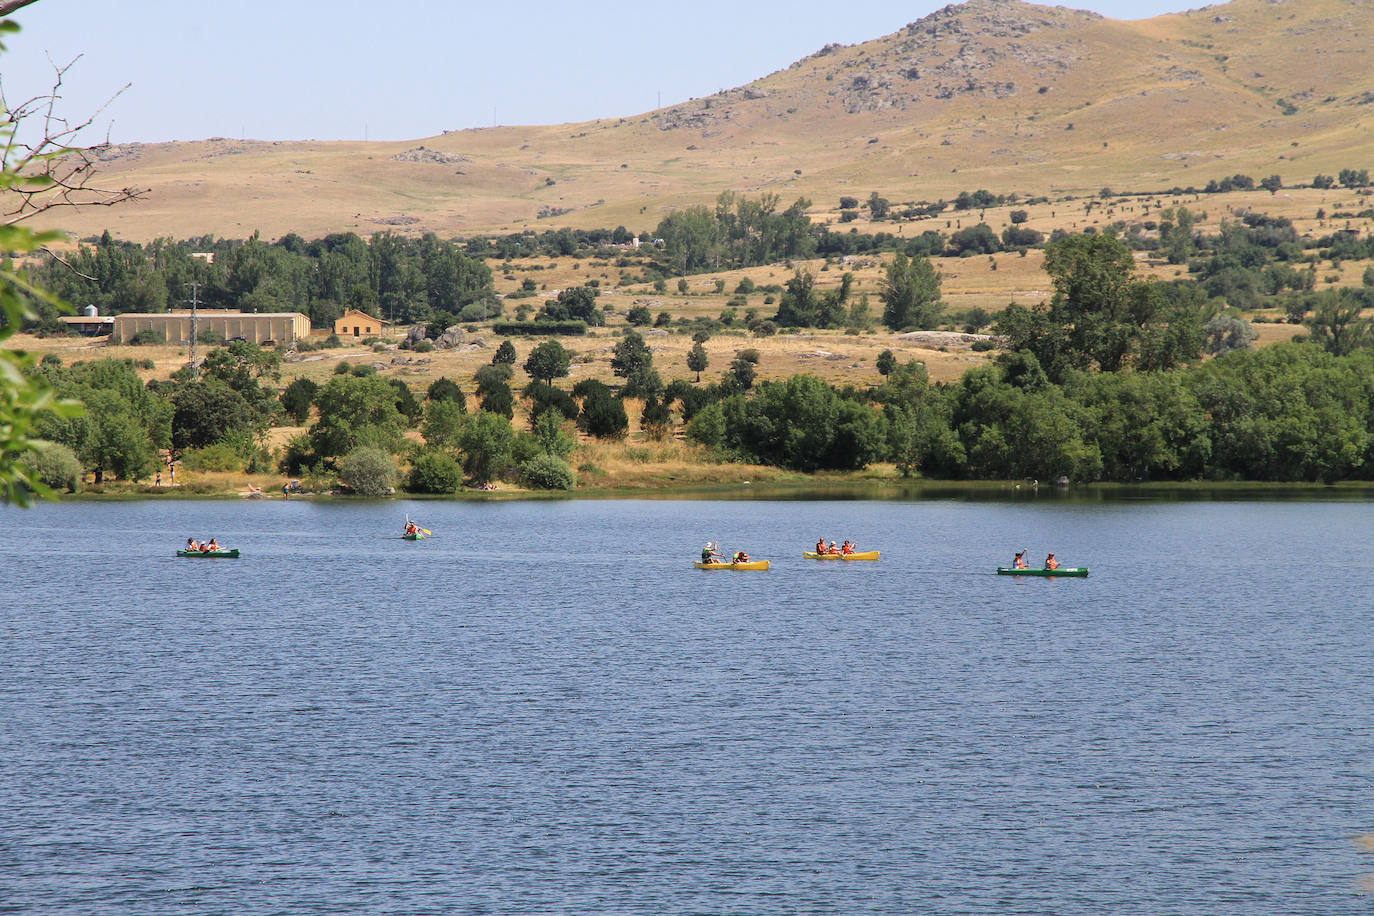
[334,309,385,339]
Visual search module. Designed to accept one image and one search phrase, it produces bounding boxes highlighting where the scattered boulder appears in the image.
[435,325,467,349]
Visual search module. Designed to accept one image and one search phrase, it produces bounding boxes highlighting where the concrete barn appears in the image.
[111,310,310,346]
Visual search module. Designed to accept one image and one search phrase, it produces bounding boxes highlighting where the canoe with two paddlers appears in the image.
[997,566,1088,577]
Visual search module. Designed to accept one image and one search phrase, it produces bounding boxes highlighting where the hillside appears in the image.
[37,0,1374,243]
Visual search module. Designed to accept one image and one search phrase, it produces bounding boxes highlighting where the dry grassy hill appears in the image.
[35,0,1374,244]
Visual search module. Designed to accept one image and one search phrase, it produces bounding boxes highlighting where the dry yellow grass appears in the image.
[23,0,1374,246]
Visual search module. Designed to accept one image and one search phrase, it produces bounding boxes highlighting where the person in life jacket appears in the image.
[733,550,750,563]
[405,521,418,536]
[1045,553,1060,570]
[702,541,722,564]
[1013,550,1028,569]
[816,537,827,555]
[841,540,855,556]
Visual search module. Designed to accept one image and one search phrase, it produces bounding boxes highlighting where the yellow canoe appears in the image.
[803,550,880,561]
[695,560,770,571]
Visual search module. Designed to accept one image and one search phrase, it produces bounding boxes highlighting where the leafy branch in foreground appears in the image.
[0,15,142,503]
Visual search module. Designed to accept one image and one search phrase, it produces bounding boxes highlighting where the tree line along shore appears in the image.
[10,182,1374,499]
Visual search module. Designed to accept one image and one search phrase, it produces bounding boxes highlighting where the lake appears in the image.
[3,495,1372,914]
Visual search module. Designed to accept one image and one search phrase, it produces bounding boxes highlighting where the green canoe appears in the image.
[403,532,425,540]
[177,549,240,558]
[997,566,1087,577]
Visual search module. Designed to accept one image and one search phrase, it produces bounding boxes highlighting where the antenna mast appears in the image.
[187,281,201,377]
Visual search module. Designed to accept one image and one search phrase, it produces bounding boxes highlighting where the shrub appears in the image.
[323,333,343,348]
[181,442,247,472]
[21,442,82,493]
[970,339,996,352]
[128,329,165,346]
[426,376,467,407]
[413,339,435,353]
[339,446,397,497]
[519,453,576,490]
[407,450,463,494]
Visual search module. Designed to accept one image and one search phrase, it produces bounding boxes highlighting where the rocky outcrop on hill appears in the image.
[390,146,470,165]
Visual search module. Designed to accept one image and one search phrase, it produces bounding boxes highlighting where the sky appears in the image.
[3,0,1200,145]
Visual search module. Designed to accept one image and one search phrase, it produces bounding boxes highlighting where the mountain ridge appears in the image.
[41,0,1374,243]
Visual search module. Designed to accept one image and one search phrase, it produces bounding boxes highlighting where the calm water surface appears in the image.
[2,496,1372,914]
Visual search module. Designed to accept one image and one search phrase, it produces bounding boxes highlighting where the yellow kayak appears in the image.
[695,560,770,571]
[803,550,880,561]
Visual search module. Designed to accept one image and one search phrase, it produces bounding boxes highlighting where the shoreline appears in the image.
[47,477,1374,504]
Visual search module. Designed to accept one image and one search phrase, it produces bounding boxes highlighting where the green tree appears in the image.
[280,377,319,425]
[171,381,255,451]
[474,364,514,418]
[640,394,673,440]
[407,449,463,494]
[458,410,514,484]
[421,398,468,451]
[876,349,897,376]
[576,381,629,439]
[340,446,397,497]
[309,373,407,459]
[425,376,466,408]
[687,341,709,382]
[492,339,517,365]
[530,408,575,459]
[773,269,817,327]
[1306,288,1373,355]
[611,330,656,394]
[867,192,890,219]
[523,339,571,391]
[880,252,942,330]
[20,441,82,493]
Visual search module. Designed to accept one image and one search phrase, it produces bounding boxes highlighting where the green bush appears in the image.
[21,442,82,493]
[519,453,576,490]
[407,450,463,494]
[413,339,435,353]
[339,446,397,497]
[182,442,247,472]
[128,329,165,346]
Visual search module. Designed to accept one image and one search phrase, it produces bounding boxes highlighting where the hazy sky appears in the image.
[4,0,1199,145]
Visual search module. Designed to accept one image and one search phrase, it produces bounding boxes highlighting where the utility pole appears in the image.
[187,281,201,377]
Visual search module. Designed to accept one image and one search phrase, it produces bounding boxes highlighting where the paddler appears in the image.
[702,541,722,564]
[841,540,855,556]
[1044,552,1060,570]
[404,521,418,536]
[816,537,827,555]
[732,550,750,563]
[1013,549,1028,569]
